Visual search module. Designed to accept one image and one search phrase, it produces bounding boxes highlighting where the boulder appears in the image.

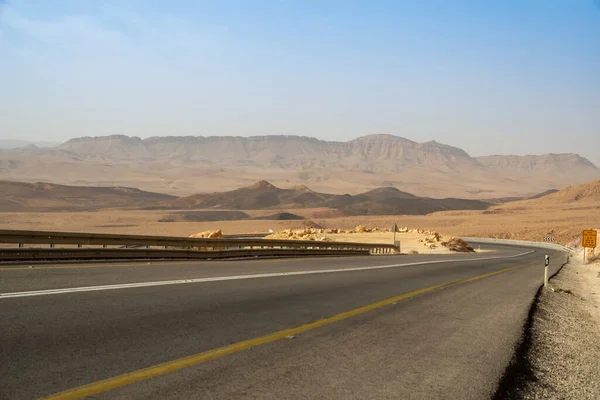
[355,225,368,233]
[189,230,223,239]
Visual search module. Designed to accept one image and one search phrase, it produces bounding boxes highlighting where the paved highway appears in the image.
[0,243,567,399]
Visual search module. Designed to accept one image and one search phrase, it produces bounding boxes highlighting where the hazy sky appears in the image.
[1,0,599,164]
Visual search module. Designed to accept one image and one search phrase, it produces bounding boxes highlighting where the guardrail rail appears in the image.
[0,229,399,262]
[460,237,575,253]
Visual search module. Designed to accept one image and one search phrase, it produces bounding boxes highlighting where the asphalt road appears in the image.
[0,243,567,399]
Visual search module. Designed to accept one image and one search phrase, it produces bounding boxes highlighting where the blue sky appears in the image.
[1,0,599,164]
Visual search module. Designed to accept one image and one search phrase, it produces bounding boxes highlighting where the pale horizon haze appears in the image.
[1,0,599,165]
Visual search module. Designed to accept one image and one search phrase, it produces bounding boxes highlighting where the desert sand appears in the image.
[1,200,598,249]
[2,180,599,251]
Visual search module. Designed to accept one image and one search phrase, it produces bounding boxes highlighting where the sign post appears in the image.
[582,230,597,264]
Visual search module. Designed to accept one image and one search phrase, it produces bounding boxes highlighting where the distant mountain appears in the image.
[476,154,597,172]
[0,179,491,215]
[0,140,60,149]
[167,180,338,210]
[56,134,480,172]
[2,134,599,199]
[162,180,490,215]
[0,181,176,212]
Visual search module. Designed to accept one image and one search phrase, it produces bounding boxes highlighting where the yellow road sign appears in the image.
[582,230,597,248]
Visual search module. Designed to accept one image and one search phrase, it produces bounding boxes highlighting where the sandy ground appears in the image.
[0,210,483,254]
[0,201,599,247]
[0,210,481,254]
[521,251,600,399]
[0,210,309,236]
[321,232,457,254]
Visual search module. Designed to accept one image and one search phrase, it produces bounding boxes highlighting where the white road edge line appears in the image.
[0,250,535,299]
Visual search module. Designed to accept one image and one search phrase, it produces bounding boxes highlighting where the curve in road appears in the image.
[0,242,567,400]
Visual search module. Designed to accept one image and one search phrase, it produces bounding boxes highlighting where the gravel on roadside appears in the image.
[520,253,600,400]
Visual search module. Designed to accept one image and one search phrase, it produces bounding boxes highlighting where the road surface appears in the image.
[0,242,567,399]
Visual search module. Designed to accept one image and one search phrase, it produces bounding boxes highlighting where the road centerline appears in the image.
[41,264,521,400]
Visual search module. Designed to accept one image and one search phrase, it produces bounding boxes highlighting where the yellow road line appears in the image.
[43,265,518,400]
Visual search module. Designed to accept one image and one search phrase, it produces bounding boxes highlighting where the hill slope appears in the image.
[526,180,600,204]
[165,180,490,215]
[0,181,176,212]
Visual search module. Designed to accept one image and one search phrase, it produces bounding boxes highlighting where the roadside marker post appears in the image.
[392,224,400,253]
[395,240,401,253]
[544,255,550,288]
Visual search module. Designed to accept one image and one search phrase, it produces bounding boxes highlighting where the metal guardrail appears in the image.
[461,237,575,253]
[0,229,397,250]
[0,229,398,261]
[0,248,370,262]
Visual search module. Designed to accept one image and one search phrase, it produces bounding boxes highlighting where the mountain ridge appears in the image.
[2,134,598,199]
[56,133,596,171]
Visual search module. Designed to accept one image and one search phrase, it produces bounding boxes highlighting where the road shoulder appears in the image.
[514,254,600,399]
